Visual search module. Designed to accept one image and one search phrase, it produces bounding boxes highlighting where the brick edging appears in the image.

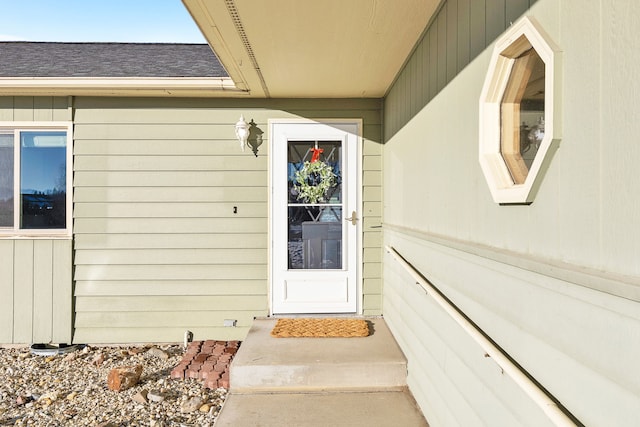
[170,340,240,389]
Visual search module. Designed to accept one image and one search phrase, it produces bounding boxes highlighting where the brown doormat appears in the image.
[270,318,370,338]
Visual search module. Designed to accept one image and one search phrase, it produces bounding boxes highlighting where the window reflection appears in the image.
[20,131,67,229]
[500,46,545,185]
[287,140,343,270]
[0,133,13,227]
[288,207,342,269]
[288,141,342,204]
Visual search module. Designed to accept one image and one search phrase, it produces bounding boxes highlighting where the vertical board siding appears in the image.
[0,242,14,343]
[32,241,54,343]
[456,0,471,69]
[470,0,488,60]
[446,0,459,82]
[13,242,35,343]
[436,9,448,92]
[51,240,73,343]
[0,97,73,345]
[0,239,73,344]
[384,0,538,140]
[0,96,71,122]
[485,0,507,44]
[72,97,383,343]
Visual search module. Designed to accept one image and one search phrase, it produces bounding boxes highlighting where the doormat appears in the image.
[270,318,370,338]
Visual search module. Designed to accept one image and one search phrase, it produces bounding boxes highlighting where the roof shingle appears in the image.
[0,42,228,78]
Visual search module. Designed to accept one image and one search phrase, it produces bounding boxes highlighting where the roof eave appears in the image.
[181,0,438,99]
[0,77,248,97]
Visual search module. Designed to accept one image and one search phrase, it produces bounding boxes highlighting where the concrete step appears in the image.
[215,390,428,427]
[217,318,428,426]
[230,318,408,393]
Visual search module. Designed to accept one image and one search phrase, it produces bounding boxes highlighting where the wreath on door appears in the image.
[293,148,337,204]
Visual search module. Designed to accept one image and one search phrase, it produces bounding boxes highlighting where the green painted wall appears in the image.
[0,96,71,122]
[0,97,73,345]
[0,96,382,345]
[72,97,383,343]
[382,0,640,426]
[0,240,73,344]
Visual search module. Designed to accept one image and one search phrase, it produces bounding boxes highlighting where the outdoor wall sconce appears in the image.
[235,115,249,152]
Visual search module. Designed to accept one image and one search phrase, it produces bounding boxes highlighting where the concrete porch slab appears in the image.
[215,390,429,427]
[230,317,408,392]
[217,317,428,426]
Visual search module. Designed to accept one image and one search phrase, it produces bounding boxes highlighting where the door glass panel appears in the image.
[287,140,342,270]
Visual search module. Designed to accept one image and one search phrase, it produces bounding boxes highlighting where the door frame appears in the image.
[268,118,363,315]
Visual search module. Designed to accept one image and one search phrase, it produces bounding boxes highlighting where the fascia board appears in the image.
[182,0,265,96]
[0,77,237,89]
[0,77,251,97]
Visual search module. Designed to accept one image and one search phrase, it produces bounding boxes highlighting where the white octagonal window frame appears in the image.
[479,16,561,204]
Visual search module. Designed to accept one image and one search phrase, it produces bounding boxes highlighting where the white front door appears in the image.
[271,120,360,314]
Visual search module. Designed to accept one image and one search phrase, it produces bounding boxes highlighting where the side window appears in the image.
[479,17,561,204]
[0,132,14,227]
[0,127,72,236]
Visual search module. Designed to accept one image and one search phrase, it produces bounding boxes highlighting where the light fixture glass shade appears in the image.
[235,115,249,151]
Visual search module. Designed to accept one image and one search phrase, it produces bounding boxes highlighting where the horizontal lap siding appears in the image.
[73,97,382,343]
[385,230,640,426]
[73,101,268,343]
[362,136,383,314]
[384,232,550,426]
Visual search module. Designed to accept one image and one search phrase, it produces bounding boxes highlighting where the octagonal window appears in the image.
[479,17,561,204]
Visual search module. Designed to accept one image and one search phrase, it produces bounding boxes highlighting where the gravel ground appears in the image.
[0,344,227,426]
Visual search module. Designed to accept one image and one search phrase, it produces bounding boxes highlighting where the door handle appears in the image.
[345,211,358,226]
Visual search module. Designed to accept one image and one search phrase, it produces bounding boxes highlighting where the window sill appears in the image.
[0,233,72,240]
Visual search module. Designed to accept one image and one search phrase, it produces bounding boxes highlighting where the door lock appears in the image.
[345,211,358,226]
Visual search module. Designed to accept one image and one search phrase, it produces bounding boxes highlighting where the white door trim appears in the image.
[268,118,363,315]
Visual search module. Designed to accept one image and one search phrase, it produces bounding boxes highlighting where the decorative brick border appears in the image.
[169,340,240,389]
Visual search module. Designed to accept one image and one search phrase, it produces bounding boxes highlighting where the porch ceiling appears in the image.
[183,0,439,98]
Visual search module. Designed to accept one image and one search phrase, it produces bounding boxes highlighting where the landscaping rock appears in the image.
[0,344,228,425]
[107,365,143,392]
[132,389,149,404]
[147,347,169,360]
[147,389,167,403]
[91,352,105,367]
[180,396,205,413]
[16,395,31,405]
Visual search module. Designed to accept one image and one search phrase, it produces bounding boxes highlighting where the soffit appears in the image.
[183,0,439,98]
